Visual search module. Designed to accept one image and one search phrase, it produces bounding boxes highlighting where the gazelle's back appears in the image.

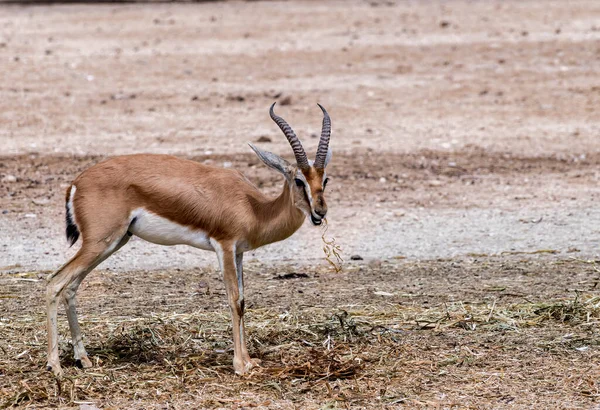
[71,154,258,242]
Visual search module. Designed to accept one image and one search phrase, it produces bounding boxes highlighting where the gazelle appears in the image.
[46,103,332,377]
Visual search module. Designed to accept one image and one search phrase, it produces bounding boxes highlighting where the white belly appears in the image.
[128,208,214,251]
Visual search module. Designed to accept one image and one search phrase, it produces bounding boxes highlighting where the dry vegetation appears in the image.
[2,258,600,408]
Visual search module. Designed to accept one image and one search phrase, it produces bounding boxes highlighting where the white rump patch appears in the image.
[128,208,213,251]
[68,185,77,224]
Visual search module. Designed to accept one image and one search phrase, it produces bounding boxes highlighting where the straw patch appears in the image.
[2,258,600,408]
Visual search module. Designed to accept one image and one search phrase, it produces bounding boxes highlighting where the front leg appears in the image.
[236,252,261,370]
[211,240,259,375]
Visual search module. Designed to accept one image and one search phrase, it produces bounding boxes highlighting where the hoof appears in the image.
[46,363,64,378]
[75,355,93,369]
[234,357,262,375]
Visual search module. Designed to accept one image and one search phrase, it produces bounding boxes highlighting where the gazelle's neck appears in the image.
[248,180,305,248]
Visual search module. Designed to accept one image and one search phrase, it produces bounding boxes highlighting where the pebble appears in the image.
[2,175,17,182]
[350,255,363,260]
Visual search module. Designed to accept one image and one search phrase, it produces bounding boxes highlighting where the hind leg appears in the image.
[47,230,130,377]
[62,233,131,369]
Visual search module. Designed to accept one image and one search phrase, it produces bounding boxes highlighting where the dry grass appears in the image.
[320,219,344,273]
[2,258,600,408]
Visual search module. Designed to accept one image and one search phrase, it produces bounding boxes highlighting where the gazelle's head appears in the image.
[250,102,332,226]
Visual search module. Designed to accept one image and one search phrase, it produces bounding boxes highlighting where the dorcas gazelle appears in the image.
[46,103,332,376]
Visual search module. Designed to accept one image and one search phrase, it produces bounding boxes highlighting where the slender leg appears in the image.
[235,252,261,368]
[211,240,259,375]
[47,250,102,376]
[47,232,129,377]
[62,234,131,368]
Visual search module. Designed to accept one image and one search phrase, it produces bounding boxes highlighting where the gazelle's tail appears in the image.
[65,185,80,247]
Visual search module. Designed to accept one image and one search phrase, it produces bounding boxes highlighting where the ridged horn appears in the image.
[314,103,331,169]
[269,102,310,170]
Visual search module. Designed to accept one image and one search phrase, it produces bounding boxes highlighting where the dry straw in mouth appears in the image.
[320,219,343,272]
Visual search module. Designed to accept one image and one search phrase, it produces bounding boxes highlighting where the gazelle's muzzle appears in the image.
[310,197,327,226]
[310,213,323,226]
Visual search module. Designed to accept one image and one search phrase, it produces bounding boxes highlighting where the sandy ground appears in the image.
[1,0,600,408]
[0,0,599,270]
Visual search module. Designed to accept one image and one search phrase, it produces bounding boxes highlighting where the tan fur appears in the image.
[47,104,332,377]
[46,153,327,377]
[70,154,305,247]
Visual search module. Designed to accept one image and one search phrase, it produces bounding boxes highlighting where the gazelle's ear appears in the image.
[248,143,293,178]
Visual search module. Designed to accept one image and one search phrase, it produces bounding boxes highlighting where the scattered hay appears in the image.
[2,259,600,407]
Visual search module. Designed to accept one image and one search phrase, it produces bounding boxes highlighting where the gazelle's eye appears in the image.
[295,178,305,188]
[323,178,329,188]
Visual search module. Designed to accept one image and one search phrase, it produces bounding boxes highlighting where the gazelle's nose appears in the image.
[315,208,327,218]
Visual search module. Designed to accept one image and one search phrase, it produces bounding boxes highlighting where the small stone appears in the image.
[379,177,387,183]
[79,404,102,410]
[2,175,17,183]
[280,96,292,106]
[223,161,232,168]
[374,291,395,297]
[256,136,272,143]
[350,255,363,261]
[439,20,450,28]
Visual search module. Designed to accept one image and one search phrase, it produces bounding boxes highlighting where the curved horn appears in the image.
[269,102,310,170]
[314,103,331,169]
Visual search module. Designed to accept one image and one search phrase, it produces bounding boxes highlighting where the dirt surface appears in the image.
[2,258,600,409]
[1,0,600,408]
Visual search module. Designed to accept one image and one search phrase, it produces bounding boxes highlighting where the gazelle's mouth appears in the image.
[310,214,322,226]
